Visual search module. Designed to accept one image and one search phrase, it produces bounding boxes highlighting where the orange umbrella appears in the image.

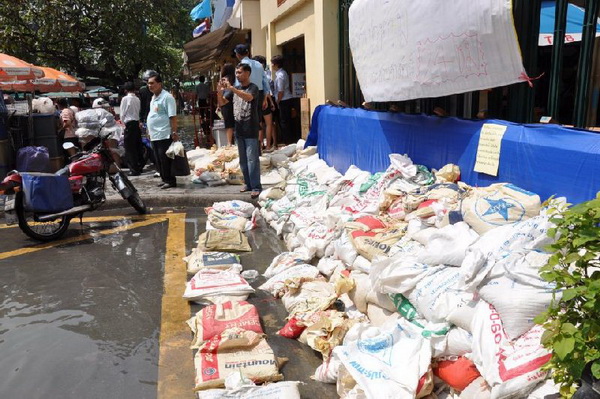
[0,53,44,81]
[0,66,84,93]
[35,67,85,91]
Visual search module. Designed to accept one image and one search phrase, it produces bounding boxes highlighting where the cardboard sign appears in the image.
[474,123,507,176]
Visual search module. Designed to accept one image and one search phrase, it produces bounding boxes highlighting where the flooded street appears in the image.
[0,217,168,398]
[0,209,338,399]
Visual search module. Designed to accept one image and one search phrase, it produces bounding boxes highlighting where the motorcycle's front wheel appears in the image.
[110,171,147,215]
[15,191,71,241]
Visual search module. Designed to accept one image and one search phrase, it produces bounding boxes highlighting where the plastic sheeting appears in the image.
[306,105,600,204]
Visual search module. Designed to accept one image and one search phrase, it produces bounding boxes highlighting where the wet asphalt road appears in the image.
[0,207,338,399]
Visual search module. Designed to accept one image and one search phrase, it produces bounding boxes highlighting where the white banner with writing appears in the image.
[349,0,527,102]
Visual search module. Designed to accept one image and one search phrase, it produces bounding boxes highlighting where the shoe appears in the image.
[157,182,166,187]
[239,186,249,193]
[161,183,176,190]
[128,171,141,176]
[250,191,260,199]
[153,172,160,178]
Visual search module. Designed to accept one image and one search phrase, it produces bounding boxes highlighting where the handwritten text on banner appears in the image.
[349,0,527,102]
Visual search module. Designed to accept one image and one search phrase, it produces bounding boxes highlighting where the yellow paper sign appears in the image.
[474,123,507,176]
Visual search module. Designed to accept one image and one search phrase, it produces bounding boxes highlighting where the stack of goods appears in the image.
[254,143,562,398]
[182,200,301,398]
[186,141,317,187]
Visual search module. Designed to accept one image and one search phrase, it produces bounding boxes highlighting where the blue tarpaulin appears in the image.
[306,105,600,204]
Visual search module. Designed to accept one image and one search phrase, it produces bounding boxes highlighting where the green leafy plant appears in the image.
[535,193,600,398]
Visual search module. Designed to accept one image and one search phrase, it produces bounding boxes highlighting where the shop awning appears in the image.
[183,23,248,74]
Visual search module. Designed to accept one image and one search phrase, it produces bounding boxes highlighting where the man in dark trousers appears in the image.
[120,82,144,175]
[146,74,178,189]
[217,63,262,198]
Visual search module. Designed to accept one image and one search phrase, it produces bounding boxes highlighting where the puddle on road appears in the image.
[0,221,167,399]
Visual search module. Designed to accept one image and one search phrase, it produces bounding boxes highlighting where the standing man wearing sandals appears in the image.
[217,63,262,199]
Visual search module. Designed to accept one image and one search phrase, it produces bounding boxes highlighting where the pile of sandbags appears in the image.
[182,200,302,396]
[186,140,316,188]
[256,146,561,398]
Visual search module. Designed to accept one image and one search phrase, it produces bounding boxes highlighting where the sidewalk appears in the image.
[105,169,262,209]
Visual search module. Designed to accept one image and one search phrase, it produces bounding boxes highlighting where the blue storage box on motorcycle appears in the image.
[21,173,73,213]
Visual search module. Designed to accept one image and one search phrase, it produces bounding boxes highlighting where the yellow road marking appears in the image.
[0,214,154,229]
[157,213,194,398]
[0,215,168,261]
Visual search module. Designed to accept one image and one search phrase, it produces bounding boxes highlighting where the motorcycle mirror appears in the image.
[63,142,76,150]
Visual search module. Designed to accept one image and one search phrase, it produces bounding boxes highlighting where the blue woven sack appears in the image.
[21,172,73,212]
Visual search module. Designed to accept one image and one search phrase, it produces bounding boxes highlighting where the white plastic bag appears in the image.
[166,141,185,159]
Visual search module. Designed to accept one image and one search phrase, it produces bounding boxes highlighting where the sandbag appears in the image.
[263,252,311,278]
[281,279,337,316]
[434,357,481,392]
[460,183,541,234]
[333,319,432,399]
[183,250,240,274]
[197,381,301,399]
[207,210,250,231]
[259,264,321,297]
[197,230,252,252]
[470,301,551,399]
[351,227,405,261]
[187,301,263,349]
[347,272,371,314]
[194,329,282,391]
[366,303,400,327]
[183,268,254,304]
[478,274,557,341]
[211,200,256,218]
[416,222,479,266]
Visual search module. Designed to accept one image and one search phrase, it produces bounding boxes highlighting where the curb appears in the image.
[104,193,259,210]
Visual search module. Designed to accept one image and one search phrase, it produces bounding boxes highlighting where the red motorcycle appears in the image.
[0,132,146,241]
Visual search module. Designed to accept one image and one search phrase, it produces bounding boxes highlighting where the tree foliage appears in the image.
[534,194,600,397]
[0,0,198,86]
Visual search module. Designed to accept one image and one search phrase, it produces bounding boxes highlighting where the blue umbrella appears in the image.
[539,1,600,46]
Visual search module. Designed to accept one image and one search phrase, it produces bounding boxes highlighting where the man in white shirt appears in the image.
[120,82,144,176]
[271,55,294,144]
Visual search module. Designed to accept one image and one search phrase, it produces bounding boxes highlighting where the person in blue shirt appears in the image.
[147,74,179,189]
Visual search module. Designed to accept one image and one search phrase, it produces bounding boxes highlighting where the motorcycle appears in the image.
[0,130,147,241]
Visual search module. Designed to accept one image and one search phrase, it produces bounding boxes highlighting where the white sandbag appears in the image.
[470,301,551,399]
[351,255,372,274]
[347,271,370,314]
[317,258,345,277]
[417,222,479,266]
[264,251,311,278]
[460,215,554,291]
[183,267,254,304]
[211,200,255,218]
[461,183,541,234]
[389,153,418,178]
[297,222,337,259]
[314,357,341,384]
[333,319,432,399]
[446,299,479,332]
[270,153,289,167]
[281,279,337,316]
[278,143,297,157]
[333,233,358,267]
[459,376,492,399]
[411,227,438,245]
[32,97,56,114]
[261,169,284,185]
[366,288,396,313]
[197,381,301,399]
[527,379,561,399]
[366,303,400,327]
[259,264,321,297]
[369,256,429,296]
[406,265,475,324]
[478,274,557,340]
[431,327,473,357]
[184,249,240,274]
